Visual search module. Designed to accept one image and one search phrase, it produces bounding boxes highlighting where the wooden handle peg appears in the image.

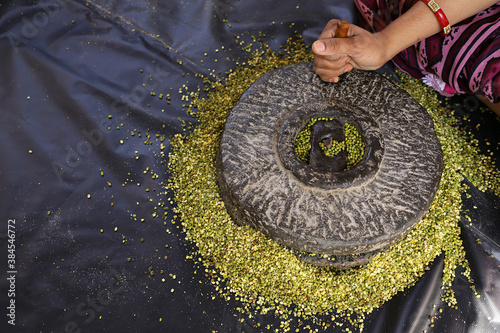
[335,20,350,38]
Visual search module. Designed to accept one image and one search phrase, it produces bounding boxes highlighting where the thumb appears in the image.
[312,40,327,53]
[312,38,346,57]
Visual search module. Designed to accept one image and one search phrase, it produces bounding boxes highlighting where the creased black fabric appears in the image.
[0,1,499,332]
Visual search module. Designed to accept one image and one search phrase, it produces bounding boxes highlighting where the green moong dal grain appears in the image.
[166,36,500,332]
[294,119,365,170]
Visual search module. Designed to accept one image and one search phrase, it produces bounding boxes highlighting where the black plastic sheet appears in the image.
[0,1,499,332]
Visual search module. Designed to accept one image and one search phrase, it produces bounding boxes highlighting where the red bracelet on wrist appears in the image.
[421,0,451,36]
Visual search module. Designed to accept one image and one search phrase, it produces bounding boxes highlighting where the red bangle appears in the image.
[421,0,451,36]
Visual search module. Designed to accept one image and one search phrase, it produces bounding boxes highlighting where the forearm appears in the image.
[380,0,498,61]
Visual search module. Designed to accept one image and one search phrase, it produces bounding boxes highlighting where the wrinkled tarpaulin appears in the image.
[0,0,499,332]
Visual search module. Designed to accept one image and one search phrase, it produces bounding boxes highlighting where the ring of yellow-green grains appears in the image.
[166,36,500,331]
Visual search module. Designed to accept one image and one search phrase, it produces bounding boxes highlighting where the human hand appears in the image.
[312,19,391,82]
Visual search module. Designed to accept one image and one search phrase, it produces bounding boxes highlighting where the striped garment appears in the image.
[354,0,500,103]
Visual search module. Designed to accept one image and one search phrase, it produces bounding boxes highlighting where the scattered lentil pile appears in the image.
[166,37,500,331]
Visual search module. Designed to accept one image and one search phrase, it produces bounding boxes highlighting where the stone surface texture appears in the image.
[217,62,443,258]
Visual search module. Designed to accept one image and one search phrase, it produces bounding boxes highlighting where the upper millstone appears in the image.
[216,62,443,268]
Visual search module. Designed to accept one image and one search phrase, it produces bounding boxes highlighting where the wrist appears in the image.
[374,30,401,65]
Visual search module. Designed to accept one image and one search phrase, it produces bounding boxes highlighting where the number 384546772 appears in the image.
[7,219,15,268]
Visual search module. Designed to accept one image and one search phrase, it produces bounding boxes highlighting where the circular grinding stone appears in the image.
[216,62,443,267]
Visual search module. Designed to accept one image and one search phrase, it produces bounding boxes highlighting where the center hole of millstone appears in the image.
[294,117,365,172]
